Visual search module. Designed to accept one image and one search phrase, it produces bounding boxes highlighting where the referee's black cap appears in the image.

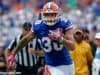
[22,22,32,30]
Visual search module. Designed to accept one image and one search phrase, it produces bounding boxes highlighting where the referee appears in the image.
[5,22,38,75]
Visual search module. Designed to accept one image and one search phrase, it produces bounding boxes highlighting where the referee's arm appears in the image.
[5,38,16,61]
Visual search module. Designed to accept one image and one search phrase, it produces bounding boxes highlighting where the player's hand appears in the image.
[7,52,16,69]
[48,28,64,43]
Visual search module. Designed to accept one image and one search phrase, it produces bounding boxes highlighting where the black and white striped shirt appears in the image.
[8,34,38,67]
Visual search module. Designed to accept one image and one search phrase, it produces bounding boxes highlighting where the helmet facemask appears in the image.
[42,13,59,26]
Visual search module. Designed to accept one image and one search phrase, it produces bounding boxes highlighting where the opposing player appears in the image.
[8,2,75,75]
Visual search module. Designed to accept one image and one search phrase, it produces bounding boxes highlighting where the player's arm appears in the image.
[49,27,75,50]
[13,31,35,54]
[63,28,75,50]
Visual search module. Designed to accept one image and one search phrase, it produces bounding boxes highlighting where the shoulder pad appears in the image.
[60,17,68,22]
[35,20,42,25]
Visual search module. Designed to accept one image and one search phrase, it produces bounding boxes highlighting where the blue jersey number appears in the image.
[41,37,63,53]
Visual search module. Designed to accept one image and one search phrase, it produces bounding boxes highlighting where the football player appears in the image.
[8,2,75,75]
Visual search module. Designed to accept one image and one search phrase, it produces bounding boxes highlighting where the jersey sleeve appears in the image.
[61,18,73,33]
[31,20,42,35]
[31,24,35,33]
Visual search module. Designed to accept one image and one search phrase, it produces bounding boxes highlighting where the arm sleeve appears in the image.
[31,20,42,35]
[62,19,73,33]
[31,24,34,33]
[31,23,37,35]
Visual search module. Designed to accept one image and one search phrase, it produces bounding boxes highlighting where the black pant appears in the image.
[16,64,37,75]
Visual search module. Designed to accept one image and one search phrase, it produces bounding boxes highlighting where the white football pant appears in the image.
[44,64,75,75]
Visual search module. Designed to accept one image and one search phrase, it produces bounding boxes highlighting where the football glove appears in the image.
[48,28,64,43]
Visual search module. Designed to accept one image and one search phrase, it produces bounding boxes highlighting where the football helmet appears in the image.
[42,2,60,26]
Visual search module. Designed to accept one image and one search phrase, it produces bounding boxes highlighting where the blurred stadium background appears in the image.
[0,0,100,51]
[0,0,99,74]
